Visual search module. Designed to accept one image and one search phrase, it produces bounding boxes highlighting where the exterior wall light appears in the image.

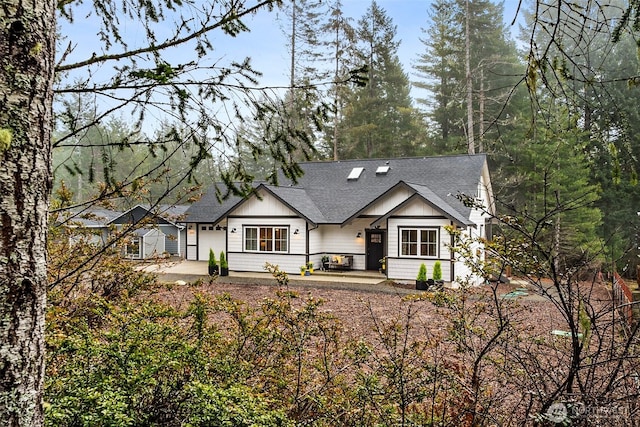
[230,228,237,233]
[356,232,362,238]
[293,229,299,234]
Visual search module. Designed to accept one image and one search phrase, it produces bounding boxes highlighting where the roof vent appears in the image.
[376,165,390,175]
[347,167,364,180]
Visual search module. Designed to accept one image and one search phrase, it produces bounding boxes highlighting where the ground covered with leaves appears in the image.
[45,261,638,426]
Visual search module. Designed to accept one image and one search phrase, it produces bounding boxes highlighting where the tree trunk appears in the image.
[333,17,339,161]
[479,67,484,153]
[465,0,475,155]
[0,1,56,425]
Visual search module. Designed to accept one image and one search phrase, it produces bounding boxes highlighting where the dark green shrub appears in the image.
[416,263,427,281]
[433,261,442,281]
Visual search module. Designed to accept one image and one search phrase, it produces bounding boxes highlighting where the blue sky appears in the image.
[202,0,523,88]
[57,0,523,131]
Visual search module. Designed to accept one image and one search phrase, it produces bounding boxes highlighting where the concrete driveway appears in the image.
[137,260,417,295]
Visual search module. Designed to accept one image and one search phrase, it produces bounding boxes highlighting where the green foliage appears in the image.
[219,251,228,268]
[338,1,426,159]
[416,263,427,281]
[432,261,442,281]
[208,249,217,268]
[414,0,522,151]
[129,61,177,83]
[264,263,289,287]
[182,383,292,427]
[45,294,292,427]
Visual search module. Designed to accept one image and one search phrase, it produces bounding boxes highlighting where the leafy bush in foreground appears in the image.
[45,294,292,427]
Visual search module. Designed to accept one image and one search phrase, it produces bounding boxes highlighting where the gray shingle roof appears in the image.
[186,154,488,226]
[66,207,122,227]
[184,185,247,224]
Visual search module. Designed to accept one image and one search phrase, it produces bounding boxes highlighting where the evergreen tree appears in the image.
[340,1,425,159]
[522,0,640,273]
[318,0,358,160]
[500,106,603,271]
[414,0,522,154]
[414,0,463,151]
[279,0,328,161]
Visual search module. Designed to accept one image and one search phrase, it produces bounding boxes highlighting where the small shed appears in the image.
[111,205,187,257]
[124,228,165,259]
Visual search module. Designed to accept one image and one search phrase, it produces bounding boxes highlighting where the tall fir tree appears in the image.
[502,106,603,271]
[522,0,640,273]
[340,0,424,159]
[318,0,358,160]
[414,0,522,154]
[279,0,328,161]
[414,0,463,152]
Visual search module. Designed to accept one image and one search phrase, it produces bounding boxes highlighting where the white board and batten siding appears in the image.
[307,227,324,269]
[227,191,308,274]
[386,197,455,282]
[360,186,413,216]
[232,252,307,275]
[314,219,369,270]
[388,257,452,284]
[461,176,492,286]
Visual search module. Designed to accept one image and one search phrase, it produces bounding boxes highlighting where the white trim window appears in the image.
[400,228,438,258]
[126,237,141,259]
[244,226,289,253]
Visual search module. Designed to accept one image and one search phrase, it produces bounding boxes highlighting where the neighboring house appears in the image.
[61,204,188,259]
[64,207,122,246]
[109,205,188,258]
[185,154,495,286]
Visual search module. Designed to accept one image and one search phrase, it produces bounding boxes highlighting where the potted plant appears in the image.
[433,260,443,289]
[300,265,307,276]
[208,249,218,276]
[416,263,428,290]
[219,251,228,276]
[307,261,314,274]
[379,257,386,274]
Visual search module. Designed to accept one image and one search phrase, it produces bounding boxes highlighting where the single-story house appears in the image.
[63,206,122,246]
[184,154,495,286]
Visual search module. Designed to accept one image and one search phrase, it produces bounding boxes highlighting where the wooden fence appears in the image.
[612,272,636,327]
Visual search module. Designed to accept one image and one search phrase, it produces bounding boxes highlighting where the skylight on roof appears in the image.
[376,165,390,175]
[347,167,364,180]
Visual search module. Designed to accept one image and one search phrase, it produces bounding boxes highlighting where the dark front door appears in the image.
[366,230,385,271]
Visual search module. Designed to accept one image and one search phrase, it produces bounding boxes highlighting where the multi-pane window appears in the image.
[273,227,288,252]
[401,229,418,255]
[401,228,438,257]
[245,227,258,251]
[126,238,141,258]
[244,226,288,253]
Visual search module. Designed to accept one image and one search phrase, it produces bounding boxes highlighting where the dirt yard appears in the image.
[151,275,595,342]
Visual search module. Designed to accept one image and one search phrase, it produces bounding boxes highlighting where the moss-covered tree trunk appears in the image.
[0,0,55,425]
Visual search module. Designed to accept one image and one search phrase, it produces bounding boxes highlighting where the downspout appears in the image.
[306,222,310,266]
[225,221,229,272]
[450,222,456,283]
